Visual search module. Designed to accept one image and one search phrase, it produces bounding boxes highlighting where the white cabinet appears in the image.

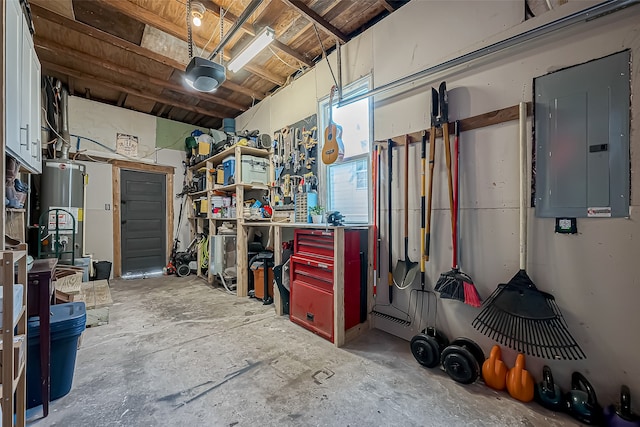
[4,0,42,174]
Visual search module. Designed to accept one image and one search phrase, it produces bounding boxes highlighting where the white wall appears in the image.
[236,0,640,405]
[69,97,157,159]
[66,98,197,270]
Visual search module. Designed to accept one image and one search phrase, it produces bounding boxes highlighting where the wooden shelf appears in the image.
[189,145,271,170]
[187,190,209,197]
[213,184,237,192]
[5,208,26,213]
[210,217,237,221]
[1,247,27,426]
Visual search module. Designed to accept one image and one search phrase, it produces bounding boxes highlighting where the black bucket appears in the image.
[92,261,112,282]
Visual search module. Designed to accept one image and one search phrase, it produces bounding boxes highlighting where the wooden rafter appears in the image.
[96,0,286,86]
[272,39,313,68]
[378,0,395,13]
[42,61,228,120]
[202,0,255,36]
[35,38,246,112]
[30,4,266,100]
[280,0,349,44]
[117,92,128,107]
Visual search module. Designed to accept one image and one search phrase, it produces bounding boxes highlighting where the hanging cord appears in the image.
[199,235,209,269]
[313,23,338,88]
[187,0,194,59]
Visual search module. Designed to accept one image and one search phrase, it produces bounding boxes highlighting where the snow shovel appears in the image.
[394,134,419,290]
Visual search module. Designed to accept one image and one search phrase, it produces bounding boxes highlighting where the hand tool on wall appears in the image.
[393,134,419,290]
[372,145,378,297]
[435,121,481,306]
[387,139,394,304]
[424,86,439,262]
[472,103,585,360]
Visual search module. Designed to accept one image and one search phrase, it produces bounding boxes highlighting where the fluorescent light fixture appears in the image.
[227,27,275,73]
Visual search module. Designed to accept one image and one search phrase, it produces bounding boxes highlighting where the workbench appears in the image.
[271,223,373,347]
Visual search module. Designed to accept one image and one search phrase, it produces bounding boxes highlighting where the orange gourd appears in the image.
[482,345,508,391]
[506,353,535,402]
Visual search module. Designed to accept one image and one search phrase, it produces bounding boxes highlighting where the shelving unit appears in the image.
[0,244,28,427]
[186,145,273,296]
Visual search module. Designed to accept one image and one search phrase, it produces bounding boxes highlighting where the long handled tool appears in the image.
[472,103,585,360]
[393,134,419,290]
[372,145,378,298]
[387,139,394,304]
[435,121,482,306]
[425,89,438,262]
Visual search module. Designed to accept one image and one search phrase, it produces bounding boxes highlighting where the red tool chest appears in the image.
[289,229,362,343]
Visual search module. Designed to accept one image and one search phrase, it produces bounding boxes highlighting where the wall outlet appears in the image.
[105,204,111,211]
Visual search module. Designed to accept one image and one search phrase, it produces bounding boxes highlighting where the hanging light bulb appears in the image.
[191,1,205,27]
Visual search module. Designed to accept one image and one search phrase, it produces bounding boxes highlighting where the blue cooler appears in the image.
[223,156,235,185]
[27,302,87,408]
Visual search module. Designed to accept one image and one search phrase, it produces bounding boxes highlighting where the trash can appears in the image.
[26,302,87,408]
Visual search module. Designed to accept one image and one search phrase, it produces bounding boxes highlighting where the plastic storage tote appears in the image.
[26,302,87,408]
[241,155,269,185]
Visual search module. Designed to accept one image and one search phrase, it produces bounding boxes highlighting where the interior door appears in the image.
[120,170,166,277]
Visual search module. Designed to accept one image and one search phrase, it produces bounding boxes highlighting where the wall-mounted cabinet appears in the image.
[5,0,42,174]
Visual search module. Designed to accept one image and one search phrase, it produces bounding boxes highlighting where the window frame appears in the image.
[318,76,373,224]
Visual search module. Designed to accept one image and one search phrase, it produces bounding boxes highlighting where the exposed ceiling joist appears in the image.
[378,0,396,13]
[272,39,313,68]
[30,4,266,100]
[35,38,246,112]
[202,0,255,36]
[42,61,227,120]
[117,92,128,107]
[280,0,349,44]
[95,0,286,86]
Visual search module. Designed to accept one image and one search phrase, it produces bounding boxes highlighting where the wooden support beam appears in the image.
[85,88,91,99]
[117,92,127,107]
[42,61,227,119]
[35,38,247,111]
[272,39,313,68]
[281,0,349,44]
[375,103,533,147]
[378,0,395,13]
[95,0,286,86]
[68,77,75,95]
[30,4,266,100]
[156,104,169,117]
[202,0,255,36]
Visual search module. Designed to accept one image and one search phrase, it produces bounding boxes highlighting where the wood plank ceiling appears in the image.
[28,0,409,129]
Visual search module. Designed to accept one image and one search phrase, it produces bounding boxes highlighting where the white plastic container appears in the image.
[241,155,269,185]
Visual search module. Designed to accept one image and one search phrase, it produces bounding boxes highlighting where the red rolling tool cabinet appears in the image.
[289,229,362,343]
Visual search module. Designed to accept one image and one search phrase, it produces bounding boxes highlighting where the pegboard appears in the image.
[272,114,318,206]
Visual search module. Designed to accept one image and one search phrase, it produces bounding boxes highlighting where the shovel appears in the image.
[394,134,419,290]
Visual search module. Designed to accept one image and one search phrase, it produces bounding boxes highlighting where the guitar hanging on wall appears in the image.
[322,86,344,165]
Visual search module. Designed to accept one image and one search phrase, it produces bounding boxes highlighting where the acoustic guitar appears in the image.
[322,86,341,165]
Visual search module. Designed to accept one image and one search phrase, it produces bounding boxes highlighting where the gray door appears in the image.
[120,170,166,277]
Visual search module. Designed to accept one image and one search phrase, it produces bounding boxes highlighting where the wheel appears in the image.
[176,263,191,277]
[441,338,485,384]
[411,332,444,368]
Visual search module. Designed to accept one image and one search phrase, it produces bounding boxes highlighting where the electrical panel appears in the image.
[534,51,630,218]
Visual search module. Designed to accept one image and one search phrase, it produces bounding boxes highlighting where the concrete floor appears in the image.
[27,275,581,426]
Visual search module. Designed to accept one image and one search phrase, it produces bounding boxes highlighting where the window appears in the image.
[320,78,371,224]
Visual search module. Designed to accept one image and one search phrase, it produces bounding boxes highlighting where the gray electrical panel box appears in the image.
[534,51,630,218]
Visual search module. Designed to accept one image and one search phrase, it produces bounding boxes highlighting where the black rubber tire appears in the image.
[411,334,442,368]
[176,263,191,277]
[441,345,480,384]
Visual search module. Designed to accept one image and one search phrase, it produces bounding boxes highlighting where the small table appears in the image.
[27,258,58,417]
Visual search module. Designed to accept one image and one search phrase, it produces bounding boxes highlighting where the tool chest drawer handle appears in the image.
[306,312,314,322]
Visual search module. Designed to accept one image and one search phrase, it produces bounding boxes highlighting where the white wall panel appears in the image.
[212,0,640,403]
[68,96,156,159]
